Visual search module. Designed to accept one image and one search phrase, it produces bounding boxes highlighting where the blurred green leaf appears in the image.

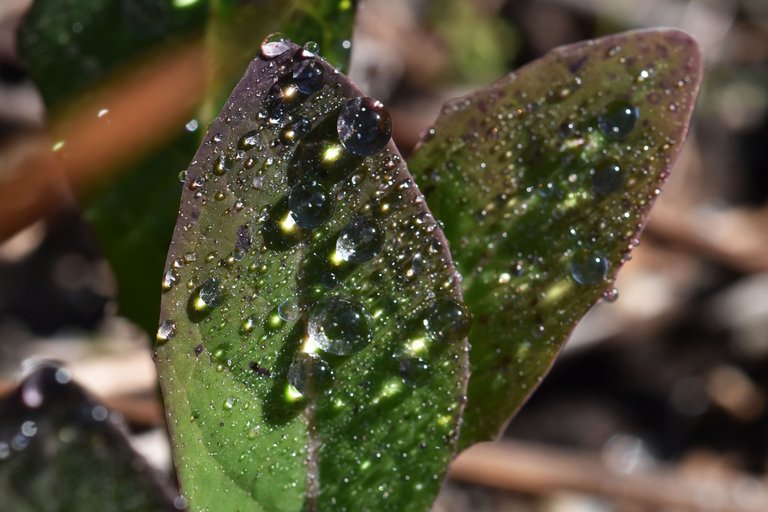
[19,0,208,111]
[408,29,702,447]
[156,42,468,511]
[19,0,358,336]
[0,365,177,512]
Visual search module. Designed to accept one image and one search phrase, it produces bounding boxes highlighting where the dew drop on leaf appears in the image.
[398,357,431,386]
[598,100,639,140]
[290,59,325,95]
[591,160,624,196]
[187,278,224,322]
[336,216,385,263]
[260,32,291,59]
[424,299,471,343]
[288,353,335,396]
[288,180,333,229]
[156,319,177,345]
[569,250,609,286]
[278,298,300,322]
[308,296,374,355]
[337,97,392,156]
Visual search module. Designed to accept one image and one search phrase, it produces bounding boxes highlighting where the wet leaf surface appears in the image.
[156,41,468,511]
[0,365,177,512]
[408,29,702,447]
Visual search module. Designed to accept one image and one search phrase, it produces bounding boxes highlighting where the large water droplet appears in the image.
[260,33,291,59]
[424,299,471,343]
[398,356,431,386]
[288,181,333,229]
[336,216,385,263]
[591,160,624,196]
[288,353,334,396]
[278,298,300,321]
[156,319,177,345]
[188,278,224,322]
[291,59,324,95]
[337,97,392,156]
[598,101,639,140]
[162,268,178,292]
[308,297,373,355]
[570,250,609,285]
[213,154,231,176]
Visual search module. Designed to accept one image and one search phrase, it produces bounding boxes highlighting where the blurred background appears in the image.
[1,0,768,510]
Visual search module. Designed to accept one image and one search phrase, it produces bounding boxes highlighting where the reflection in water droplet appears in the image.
[591,160,624,196]
[156,319,177,345]
[260,33,291,59]
[570,250,609,286]
[336,216,385,263]
[288,353,334,396]
[599,101,639,140]
[288,181,333,229]
[398,357,431,385]
[424,299,471,343]
[188,278,224,322]
[308,297,373,355]
[213,154,231,176]
[303,41,320,55]
[278,298,300,321]
[337,97,392,156]
[238,131,259,150]
[291,59,324,95]
[162,268,178,292]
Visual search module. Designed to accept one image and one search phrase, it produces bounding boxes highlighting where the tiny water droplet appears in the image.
[162,268,179,292]
[238,131,259,150]
[308,297,373,355]
[213,154,231,176]
[278,298,300,322]
[337,97,392,156]
[398,357,431,385]
[603,287,620,302]
[288,181,333,229]
[241,315,257,334]
[336,216,385,263]
[303,41,320,55]
[598,101,639,140]
[291,59,324,95]
[570,250,609,286]
[424,299,471,343]
[288,353,334,396]
[156,319,177,345]
[188,278,224,322]
[185,119,199,132]
[260,33,291,59]
[591,160,624,196]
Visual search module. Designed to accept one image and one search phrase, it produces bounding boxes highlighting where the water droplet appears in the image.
[308,296,373,355]
[260,33,291,59]
[303,41,320,55]
[603,287,620,302]
[291,59,324,95]
[336,216,385,263]
[238,131,259,150]
[213,154,231,176]
[288,353,334,396]
[398,357,431,385]
[241,315,257,334]
[570,250,609,286]
[156,319,177,345]
[278,298,300,321]
[188,278,224,322]
[598,101,639,140]
[185,119,199,132]
[162,268,179,292]
[288,181,333,229]
[337,97,392,156]
[591,160,624,196]
[424,299,471,343]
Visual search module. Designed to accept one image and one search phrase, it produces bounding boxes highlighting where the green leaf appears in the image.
[18,0,208,111]
[408,29,702,447]
[0,365,177,512]
[156,41,469,511]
